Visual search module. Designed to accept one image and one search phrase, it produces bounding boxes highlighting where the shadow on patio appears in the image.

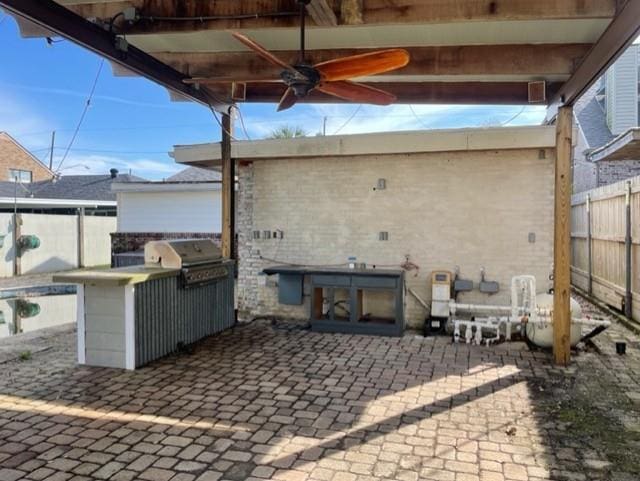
[0,320,638,481]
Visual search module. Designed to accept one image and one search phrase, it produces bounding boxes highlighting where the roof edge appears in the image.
[588,127,640,162]
[172,125,556,167]
[111,181,222,193]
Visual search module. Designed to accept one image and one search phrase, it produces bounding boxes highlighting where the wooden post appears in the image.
[625,180,632,318]
[221,110,235,259]
[553,106,573,366]
[586,194,593,296]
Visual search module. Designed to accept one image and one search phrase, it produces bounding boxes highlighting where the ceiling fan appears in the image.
[190,0,410,111]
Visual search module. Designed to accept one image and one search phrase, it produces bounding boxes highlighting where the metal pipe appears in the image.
[299,1,306,63]
[138,11,298,22]
[587,194,593,296]
[449,301,552,317]
[450,301,511,313]
[625,180,632,318]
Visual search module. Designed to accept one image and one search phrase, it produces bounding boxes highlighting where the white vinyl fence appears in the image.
[0,213,116,277]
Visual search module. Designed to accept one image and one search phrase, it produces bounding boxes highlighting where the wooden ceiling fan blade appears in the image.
[230,32,300,76]
[314,49,410,81]
[277,88,298,112]
[317,81,397,105]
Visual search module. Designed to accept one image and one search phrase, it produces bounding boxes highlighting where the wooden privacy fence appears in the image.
[571,176,640,321]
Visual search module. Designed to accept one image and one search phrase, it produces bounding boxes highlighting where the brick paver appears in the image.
[0,305,639,481]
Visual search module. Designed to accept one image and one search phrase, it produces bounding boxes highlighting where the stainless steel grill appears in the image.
[145,239,229,288]
[134,238,235,367]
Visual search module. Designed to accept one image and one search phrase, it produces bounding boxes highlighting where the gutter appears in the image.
[0,197,116,208]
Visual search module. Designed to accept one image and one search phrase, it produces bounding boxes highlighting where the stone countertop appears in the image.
[52,265,179,287]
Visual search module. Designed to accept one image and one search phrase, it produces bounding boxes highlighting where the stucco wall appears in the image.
[0,213,115,277]
[117,190,222,233]
[237,148,555,328]
[20,214,78,274]
[84,216,117,267]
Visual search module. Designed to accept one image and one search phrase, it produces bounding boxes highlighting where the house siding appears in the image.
[606,46,638,135]
[237,148,555,329]
[116,190,222,233]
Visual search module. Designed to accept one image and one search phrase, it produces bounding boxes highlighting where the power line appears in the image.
[16,108,535,140]
[501,106,527,126]
[408,105,431,130]
[332,104,362,135]
[56,59,105,172]
[210,106,237,141]
[236,106,252,141]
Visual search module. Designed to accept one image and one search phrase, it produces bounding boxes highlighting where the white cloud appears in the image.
[240,103,547,140]
[56,154,183,180]
[0,82,183,110]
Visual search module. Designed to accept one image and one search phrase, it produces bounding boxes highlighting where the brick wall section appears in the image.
[596,159,640,187]
[237,149,555,328]
[573,158,598,193]
[111,232,222,255]
[0,133,53,182]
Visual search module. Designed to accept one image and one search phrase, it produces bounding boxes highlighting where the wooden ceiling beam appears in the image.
[153,44,591,80]
[60,0,616,33]
[548,0,640,117]
[0,0,230,112]
[212,81,564,105]
[307,0,338,27]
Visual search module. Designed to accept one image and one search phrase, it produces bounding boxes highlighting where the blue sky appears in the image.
[0,14,547,180]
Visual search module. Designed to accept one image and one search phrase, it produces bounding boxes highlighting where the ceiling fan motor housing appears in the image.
[281,65,321,97]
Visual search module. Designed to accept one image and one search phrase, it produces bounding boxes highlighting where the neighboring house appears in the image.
[0,132,54,183]
[0,168,144,215]
[110,166,222,262]
[0,169,145,277]
[573,44,640,192]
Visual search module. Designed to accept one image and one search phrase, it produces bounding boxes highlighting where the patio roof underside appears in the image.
[3,0,640,115]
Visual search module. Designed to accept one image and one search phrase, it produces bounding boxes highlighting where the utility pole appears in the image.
[48,131,56,171]
[323,116,327,136]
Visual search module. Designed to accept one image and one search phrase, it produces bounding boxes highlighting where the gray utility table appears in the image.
[262,266,405,336]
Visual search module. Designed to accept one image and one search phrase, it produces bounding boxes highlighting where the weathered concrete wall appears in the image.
[84,216,117,267]
[237,148,555,328]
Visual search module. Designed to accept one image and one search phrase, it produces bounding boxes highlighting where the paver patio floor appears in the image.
[0,309,639,481]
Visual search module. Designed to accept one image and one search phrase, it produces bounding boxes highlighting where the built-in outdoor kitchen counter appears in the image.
[54,239,235,370]
[263,266,405,336]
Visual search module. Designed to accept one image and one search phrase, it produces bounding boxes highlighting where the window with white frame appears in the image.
[8,169,32,183]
